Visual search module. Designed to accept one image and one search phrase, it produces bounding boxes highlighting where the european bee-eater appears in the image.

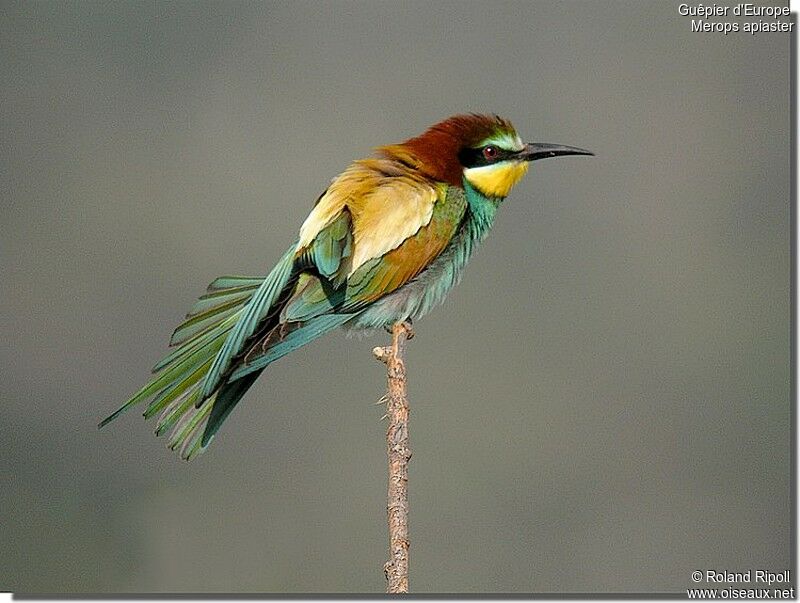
[100,113,592,459]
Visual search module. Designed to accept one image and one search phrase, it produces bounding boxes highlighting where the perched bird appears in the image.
[100,113,592,459]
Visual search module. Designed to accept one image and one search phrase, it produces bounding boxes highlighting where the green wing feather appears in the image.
[101,184,467,459]
[232,189,464,379]
[302,208,352,283]
[230,313,355,380]
[199,246,297,400]
[280,274,345,322]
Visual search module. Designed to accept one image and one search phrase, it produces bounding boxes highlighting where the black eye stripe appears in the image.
[458,146,516,168]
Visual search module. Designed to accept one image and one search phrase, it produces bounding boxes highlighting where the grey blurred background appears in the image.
[0,0,791,594]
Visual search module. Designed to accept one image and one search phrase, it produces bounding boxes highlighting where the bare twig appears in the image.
[373,321,413,593]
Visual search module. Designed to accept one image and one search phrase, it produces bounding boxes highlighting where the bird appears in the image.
[99,113,592,459]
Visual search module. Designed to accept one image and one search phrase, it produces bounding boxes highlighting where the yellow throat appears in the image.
[463,161,529,198]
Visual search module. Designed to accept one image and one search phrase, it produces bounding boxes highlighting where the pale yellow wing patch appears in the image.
[297,159,440,276]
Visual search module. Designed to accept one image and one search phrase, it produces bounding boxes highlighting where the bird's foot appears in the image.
[375,321,414,364]
[395,319,414,340]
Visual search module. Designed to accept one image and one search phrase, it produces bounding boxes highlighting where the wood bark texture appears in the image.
[373,321,413,594]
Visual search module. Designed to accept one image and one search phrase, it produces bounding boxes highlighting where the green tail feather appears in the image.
[201,370,263,447]
[151,315,235,373]
[168,391,215,460]
[98,316,237,429]
[156,383,201,436]
[186,285,260,320]
[98,273,263,435]
[100,249,358,460]
[169,298,244,347]
[143,358,213,419]
[200,246,297,399]
[207,275,264,291]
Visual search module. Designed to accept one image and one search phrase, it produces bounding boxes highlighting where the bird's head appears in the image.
[380,113,592,199]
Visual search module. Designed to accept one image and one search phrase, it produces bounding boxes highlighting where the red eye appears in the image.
[482,146,498,160]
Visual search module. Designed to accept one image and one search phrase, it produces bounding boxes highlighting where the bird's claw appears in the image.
[386,320,414,339]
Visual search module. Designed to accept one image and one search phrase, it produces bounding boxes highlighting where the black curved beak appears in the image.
[522,143,594,162]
